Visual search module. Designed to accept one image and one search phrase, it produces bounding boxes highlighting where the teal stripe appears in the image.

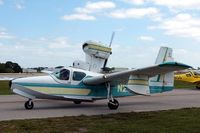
[15,82,174,97]
[159,62,192,68]
[150,80,162,83]
[129,79,148,81]
[17,82,85,88]
[150,86,173,94]
[156,75,161,82]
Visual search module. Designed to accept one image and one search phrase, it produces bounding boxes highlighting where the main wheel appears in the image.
[24,100,34,110]
[74,101,82,104]
[108,99,119,110]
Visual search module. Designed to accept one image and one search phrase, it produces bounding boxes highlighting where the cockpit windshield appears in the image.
[52,69,70,80]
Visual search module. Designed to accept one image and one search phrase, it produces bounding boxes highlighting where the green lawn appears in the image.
[174,80,196,89]
[1,108,200,133]
[0,80,12,95]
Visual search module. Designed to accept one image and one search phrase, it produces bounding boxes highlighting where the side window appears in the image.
[53,71,60,79]
[59,69,70,80]
[73,71,86,81]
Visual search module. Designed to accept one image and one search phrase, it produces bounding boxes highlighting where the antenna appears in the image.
[109,32,115,47]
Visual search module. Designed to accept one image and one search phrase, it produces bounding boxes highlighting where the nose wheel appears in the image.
[25,100,34,110]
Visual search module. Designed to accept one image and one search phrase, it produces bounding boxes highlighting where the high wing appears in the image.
[83,62,192,85]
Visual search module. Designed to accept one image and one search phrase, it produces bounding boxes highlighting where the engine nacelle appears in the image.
[82,41,112,72]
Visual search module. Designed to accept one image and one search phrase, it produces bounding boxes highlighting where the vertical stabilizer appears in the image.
[155,47,173,64]
[149,47,174,93]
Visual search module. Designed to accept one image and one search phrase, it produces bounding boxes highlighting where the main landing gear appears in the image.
[108,99,119,110]
[24,99,34,110]
[106,83,119,110]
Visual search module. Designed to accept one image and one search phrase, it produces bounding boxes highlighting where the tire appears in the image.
[24,101,34,110]
[108,99,119,110]
[74,101,82,104]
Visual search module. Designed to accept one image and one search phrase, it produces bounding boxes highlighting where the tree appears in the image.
[5,61,14,69]
[0,63,6,73]
[0,61,22,73]
[12,63,22,73]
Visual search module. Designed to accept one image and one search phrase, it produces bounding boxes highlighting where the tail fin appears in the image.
[155,47,174,64]
[149,47,174,93]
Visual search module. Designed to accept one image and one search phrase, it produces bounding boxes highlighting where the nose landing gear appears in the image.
[25,99,34,110]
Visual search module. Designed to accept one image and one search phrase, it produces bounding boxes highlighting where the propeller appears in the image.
[103,32,115,69]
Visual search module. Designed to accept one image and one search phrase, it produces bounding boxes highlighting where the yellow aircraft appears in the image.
[175,70,200,89]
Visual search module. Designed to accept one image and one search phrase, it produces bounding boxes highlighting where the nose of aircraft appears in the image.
[11,75,58,87]
[10,75,58,93]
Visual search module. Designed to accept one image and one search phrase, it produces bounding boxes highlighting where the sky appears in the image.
[0,0,200,68]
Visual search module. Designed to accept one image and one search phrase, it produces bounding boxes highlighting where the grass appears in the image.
[174,80,196,89]
[1,108,200,133]
[0,80,12,95]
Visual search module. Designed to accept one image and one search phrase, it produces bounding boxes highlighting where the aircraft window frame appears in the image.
[53,69,70,80]
[73,71,86,81]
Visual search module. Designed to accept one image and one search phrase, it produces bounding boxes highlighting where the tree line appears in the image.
[0,61,22,73]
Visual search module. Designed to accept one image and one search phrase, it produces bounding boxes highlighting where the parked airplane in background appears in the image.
[175,69,200,89]
[10,41,191,110]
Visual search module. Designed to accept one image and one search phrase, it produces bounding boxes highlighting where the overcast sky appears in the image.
[0,0,200,68]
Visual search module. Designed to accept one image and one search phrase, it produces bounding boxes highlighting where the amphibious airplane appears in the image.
[10,41,191,110]
[175,69,200,89]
